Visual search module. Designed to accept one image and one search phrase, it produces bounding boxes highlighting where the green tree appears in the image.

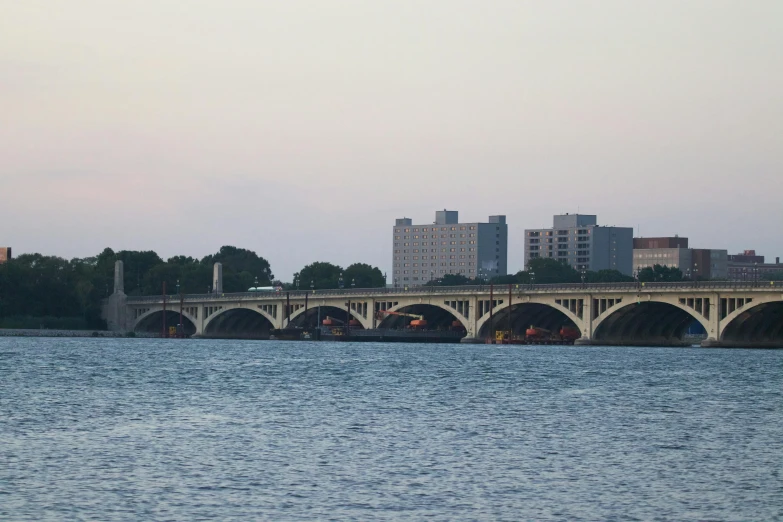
[342,263,385,288]
[425,274,473,287]
[586,269,634,283]
[117,250,165,294]
[202,246,273,284]
[637,264,683,282]
[0,254,105,329]
[525,258,581,284]
[293,262,343,290]
[490,271,532,285]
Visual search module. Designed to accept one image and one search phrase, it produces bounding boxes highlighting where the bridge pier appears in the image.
[104,260,130,332]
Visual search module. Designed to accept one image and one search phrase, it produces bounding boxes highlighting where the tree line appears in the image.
[0,246,385,330]
[426,258,636,287]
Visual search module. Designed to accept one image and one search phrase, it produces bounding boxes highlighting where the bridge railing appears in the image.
[123,280,779,304]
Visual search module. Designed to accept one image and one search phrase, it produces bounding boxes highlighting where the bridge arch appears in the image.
[719,297,783,346]
[202,304,276,339]
[475,299,584,340]
[378,302,469,332]
[133,308,199,336]
[592,297,709,346]
[288,304,371,330]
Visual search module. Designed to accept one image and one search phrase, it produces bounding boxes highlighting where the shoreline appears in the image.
[0,329,157,339]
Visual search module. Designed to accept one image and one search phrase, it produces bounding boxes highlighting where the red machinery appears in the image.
[526,325,580,342]
[376,310,428,329]
[559,327,581,342]
[525,326,551,340]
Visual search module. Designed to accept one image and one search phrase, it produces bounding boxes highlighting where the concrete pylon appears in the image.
[113,260,125,295]
[104,260,128,331]
[213,262,223,294]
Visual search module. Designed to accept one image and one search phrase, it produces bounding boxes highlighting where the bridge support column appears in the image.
[574,293,594,345]
[195,305,206,336]
[460,295,483,343]
[701,292,722,347]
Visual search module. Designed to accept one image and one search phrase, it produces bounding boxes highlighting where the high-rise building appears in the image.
[632,236,727,279]
[0,247,11,264]
[392,210,508,286]
[524,214,633,275]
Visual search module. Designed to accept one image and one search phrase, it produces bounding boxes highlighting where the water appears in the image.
[1,338,781,521]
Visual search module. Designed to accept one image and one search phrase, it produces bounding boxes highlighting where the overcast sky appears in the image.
[2,1,781,280]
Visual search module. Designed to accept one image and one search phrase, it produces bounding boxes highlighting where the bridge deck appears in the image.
[125,281,781,304]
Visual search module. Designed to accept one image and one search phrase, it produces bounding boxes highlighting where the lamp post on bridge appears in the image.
[529,271,535,290]
[580,267,586,288]
[338,273,344,289]
[177,279,184,339]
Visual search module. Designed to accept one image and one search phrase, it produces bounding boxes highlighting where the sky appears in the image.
[2,0,781,281]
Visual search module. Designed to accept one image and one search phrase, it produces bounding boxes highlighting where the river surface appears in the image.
[1,338,781,521]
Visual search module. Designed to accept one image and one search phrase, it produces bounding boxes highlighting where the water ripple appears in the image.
[1,338,781,521]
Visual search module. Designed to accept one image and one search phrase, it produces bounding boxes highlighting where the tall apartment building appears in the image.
[633,237,728,279]
[0,247,11,264]
[392,210,508,286]
[524,214,633,275]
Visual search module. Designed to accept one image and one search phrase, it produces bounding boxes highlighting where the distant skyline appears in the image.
[2,1,782,281]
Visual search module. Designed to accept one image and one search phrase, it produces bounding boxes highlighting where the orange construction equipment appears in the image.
[525,326,551,339]
[376,309,428,329]
[559,327,580,341]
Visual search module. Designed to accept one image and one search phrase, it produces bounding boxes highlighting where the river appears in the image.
[1,338,781,520]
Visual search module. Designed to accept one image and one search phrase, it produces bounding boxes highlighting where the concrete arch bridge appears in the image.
[104,274,783,348]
